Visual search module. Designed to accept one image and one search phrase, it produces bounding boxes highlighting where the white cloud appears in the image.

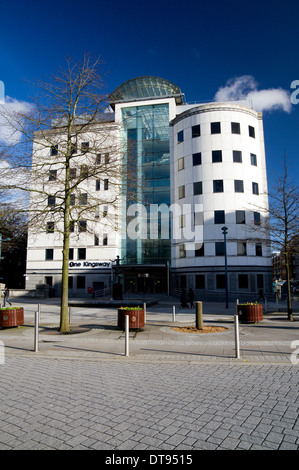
[0,96,35,145]
[214,75,291,113]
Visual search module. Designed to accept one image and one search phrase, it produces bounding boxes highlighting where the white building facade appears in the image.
[25,77,272,300]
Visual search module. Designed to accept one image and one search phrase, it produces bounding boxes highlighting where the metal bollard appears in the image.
[172,305,176,322]
[143,302,146,323]
[234,314,240,359]
[125,314,129,357]
[34,311,39,352]
[196,301,203,329]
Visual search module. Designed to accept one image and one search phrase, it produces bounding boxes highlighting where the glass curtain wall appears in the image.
[121,103,170,264]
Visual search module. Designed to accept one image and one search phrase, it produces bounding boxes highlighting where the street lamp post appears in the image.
[222,226,228,309]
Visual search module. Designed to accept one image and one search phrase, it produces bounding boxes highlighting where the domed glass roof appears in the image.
[109,76,183,105]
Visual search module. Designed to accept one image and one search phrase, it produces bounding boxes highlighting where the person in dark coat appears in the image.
[3,287,11,306]
[180,288,188,309]
[257,288,265,303]
[188,288,194,309]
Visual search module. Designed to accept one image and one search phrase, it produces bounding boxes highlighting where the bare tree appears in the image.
[0,54,131,332]
[251,156,299,321]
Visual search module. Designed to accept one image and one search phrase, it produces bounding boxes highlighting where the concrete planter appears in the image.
[238,304,263,324]
[0,307,24,328]
[117,308,145,330]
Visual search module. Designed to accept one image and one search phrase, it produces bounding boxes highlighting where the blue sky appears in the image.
[0,0,298,186]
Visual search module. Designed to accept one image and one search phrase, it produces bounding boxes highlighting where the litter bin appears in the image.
[117,308,144,330]
[238,304,263,323]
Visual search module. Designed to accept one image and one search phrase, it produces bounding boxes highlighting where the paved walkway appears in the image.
[0,297,299,452]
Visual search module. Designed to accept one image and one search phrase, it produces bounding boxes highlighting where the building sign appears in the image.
[69,261,111,268]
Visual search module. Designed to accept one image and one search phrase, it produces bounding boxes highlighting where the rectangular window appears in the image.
[236,210,245,224]
[50,145,58,156]
[193,181,202,195]
[69,248,74,260]
[211,122,221,134]
[178,157,184,171]
[212,150,222,163]
[45,248,54,260]
[231,122,240,134]
[77,276,86,289]
[192,152,202,166]
[103,206,108,217]
[103,234,108,246]
[178,185,185,199]
[237,241,247,256]
[79,193,87,205]
[196,275,205,289]
[238,274,248,289]
[94,234,99,246]
[216,274,226,289]
[80,164,88,178]
[177,130,184,143]
[254,211,261,225]
[233,150,242,163]
[234,180,244,193]
[48,196,55,206]
[71,143,77,155]
[192,124,201,137]
[194,211,203,225]
[250,153,257,166]
[180,214,185,228]
[78,248,86,260]
[69,221,75,233]
[49,169,57,181]
[105,153,110,164]
[249,125,255,138]
[81,142,89,153]
[256,243,263,256]
[214,210,225,224]
[213,180,223,193]
[96,154,101,165]
[70,168,76,179]
[179,244,186,258]
[215,242,225,256]
[252,182,259,195]
[104,179,109,190]
[46,221,54,233]
[70,194,75,206]
[96,179,101,191]
[78,220,87,232]
[195,243,204,257]
[45,276,53,287]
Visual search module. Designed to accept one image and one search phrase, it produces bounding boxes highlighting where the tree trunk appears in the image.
[285,252,293,322]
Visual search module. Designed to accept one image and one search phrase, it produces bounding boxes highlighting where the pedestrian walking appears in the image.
[3,287,11,307]
[188,288,194,309]
[257,288,265,303]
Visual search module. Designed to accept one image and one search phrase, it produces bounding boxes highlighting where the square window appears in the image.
[231,122,240,134]
[81,142,89,153]
[252,182,259,195]
[216,274,226,289]
[249,125,255,138]
[256,243,263,256]
[45,276,53,287]
[214,210,225,224]
[213,180,223,193]
[193,181,202,195]
[77,276,86,289]
[46,221,54,233]
[179,185,185,199]
[45,248,53,260]
[211,122,221,134]
[78,220,87,232]
[233,150,242,163]
[237,241,247,256]
[254,211,261,225]
[196,275,205,289]
[192,152,201,166]
[49,170,57,181]
[251,153,257,166]
[215,242,225,256]
[192,124,201,137]
[48,196,55,206]
[179,244,186,258]
[178,157,184,171]
[50,145,58,156]
[238,274,248,289]
[212,150,222,162]
[79,193,87,205]
[78,248,86,260]
[236,210,245,224]
[195,243,204,257]
[177,130,184,143]
[194,211,203,225]
[234,180,244,193]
